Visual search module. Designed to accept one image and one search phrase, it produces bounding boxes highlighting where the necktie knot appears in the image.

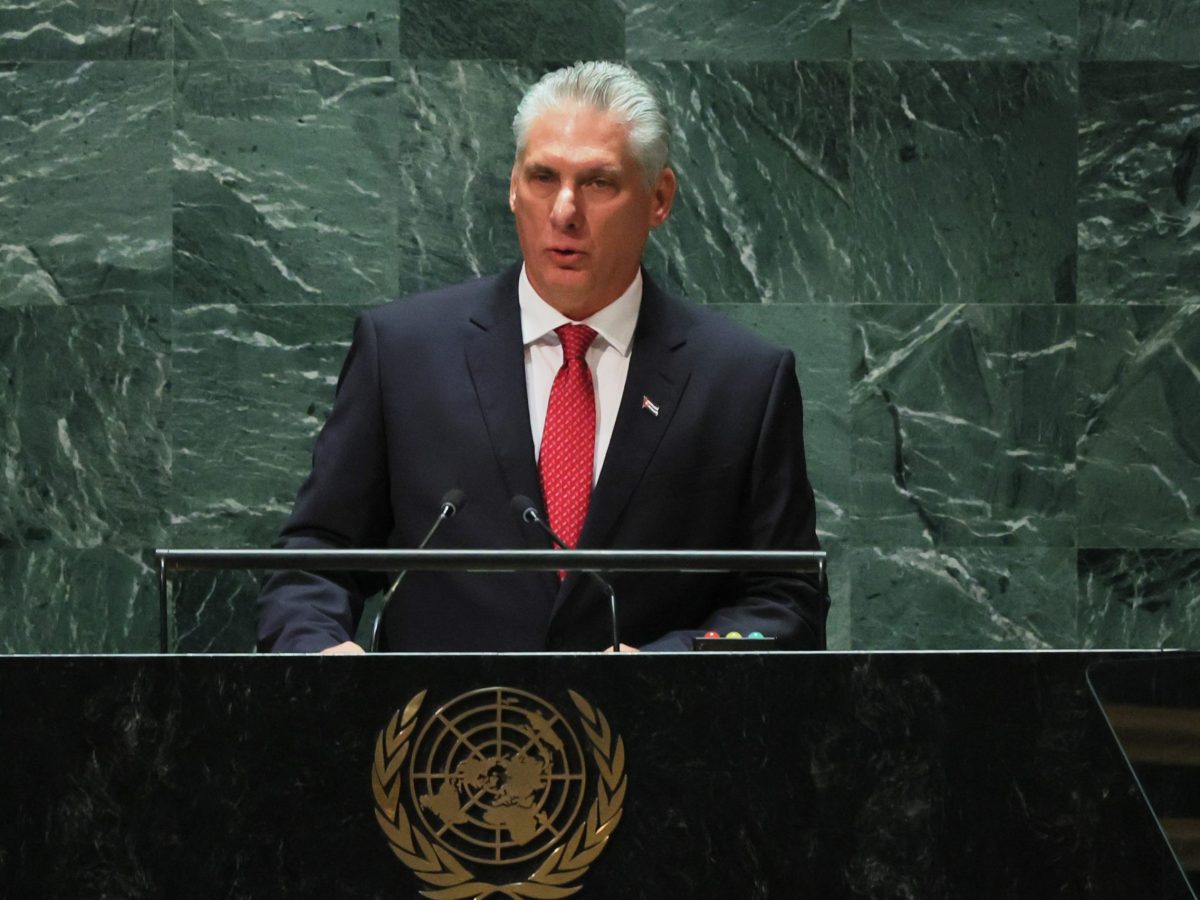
[556,324,597,363]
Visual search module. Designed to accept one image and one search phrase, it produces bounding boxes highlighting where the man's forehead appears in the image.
[519,103,633,162]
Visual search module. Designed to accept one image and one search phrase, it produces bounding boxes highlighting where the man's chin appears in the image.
[539,268,592,296]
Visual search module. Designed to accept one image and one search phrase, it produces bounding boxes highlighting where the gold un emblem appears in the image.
[372,687,627,899]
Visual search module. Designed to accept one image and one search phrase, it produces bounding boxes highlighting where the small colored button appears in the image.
[725,631,743,639]
[703,630,721,639]
[747,631,765,639]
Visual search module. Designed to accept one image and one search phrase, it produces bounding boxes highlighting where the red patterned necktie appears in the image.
[539,323,598,553]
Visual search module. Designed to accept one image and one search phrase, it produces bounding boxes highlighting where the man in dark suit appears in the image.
[257,61,826,654]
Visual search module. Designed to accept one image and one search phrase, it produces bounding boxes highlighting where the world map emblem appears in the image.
[372,687,627,899]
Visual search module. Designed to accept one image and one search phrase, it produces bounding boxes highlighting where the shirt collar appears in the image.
[518,264,642,357]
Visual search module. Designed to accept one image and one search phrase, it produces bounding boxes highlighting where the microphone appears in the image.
[511,495,620,652]
[370,488,467,652]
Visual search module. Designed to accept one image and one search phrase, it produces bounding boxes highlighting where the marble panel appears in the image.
[1081,0,1200,61]
[171,569,383,652]
[849,547,1078,649]
[0,305,170,551]
[642,62,853,305]
[1077,305,1200,547]
[0,548,159,653]
[0,62,171,307]
[716,304,850,544]
[174,0,399,60]
[166,303,359,651]
[1078,63,1200,304]
[1078,549,1200,649]
[0,0,167,60]
[850,0,1076,61]
[171,570,261,653]
[399,0,623,60]
[825,543,850,649]
[851,305,1076,548]
[166,303,358,547]
[173,60,398,307]
[852,61,1077,305]
[626,0,850,61]
[395,62,530,294]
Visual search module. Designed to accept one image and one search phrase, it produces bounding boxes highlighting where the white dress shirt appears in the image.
[519,264,641,485]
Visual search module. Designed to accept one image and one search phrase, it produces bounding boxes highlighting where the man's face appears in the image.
[510,103,676,320]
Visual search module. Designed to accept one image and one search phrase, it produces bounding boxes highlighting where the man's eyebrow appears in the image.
[578,165,622,179]
[521,162,622,179]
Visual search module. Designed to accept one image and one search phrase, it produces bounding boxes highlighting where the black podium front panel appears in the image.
[0,652,1189,899]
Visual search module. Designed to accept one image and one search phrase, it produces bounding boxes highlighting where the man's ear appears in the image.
[509,167,518,212]
[649,166,677,228]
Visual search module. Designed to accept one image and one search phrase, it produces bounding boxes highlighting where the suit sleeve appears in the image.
[640,349,828,652]
[255,311,393,652]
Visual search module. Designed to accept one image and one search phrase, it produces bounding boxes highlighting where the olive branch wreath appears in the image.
[372,689,626,900]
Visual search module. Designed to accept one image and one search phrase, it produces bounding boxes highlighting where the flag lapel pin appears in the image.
[641,395,660,416]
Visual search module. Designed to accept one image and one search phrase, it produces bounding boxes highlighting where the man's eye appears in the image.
[531,172,554,182]
[589,179,614,190]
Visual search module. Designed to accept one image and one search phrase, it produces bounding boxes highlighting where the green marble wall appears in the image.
[1,1,1197,653]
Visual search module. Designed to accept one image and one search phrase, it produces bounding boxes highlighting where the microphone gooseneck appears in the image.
[371,488,467,652]
[511,495,620,651]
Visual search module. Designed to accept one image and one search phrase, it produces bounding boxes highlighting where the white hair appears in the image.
[513,61,670,189]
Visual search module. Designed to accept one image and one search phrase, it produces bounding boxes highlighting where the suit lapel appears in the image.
[463,265,560,605]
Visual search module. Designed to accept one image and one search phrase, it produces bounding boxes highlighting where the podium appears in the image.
[0,651,1191,898]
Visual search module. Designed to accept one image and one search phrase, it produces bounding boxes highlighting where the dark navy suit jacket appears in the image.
[256,263,827,652]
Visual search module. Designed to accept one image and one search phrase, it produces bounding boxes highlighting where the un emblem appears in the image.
[372,687,627,899]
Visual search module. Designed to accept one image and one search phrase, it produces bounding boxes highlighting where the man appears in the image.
[256,61,826,654]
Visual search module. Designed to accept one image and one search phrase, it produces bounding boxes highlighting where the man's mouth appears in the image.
[548,248,584,262]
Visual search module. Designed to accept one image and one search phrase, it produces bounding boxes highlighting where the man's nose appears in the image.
[550,186,579,229]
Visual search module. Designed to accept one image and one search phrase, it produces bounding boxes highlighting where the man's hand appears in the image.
[320,641,365,655]
[602,643,640,653]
